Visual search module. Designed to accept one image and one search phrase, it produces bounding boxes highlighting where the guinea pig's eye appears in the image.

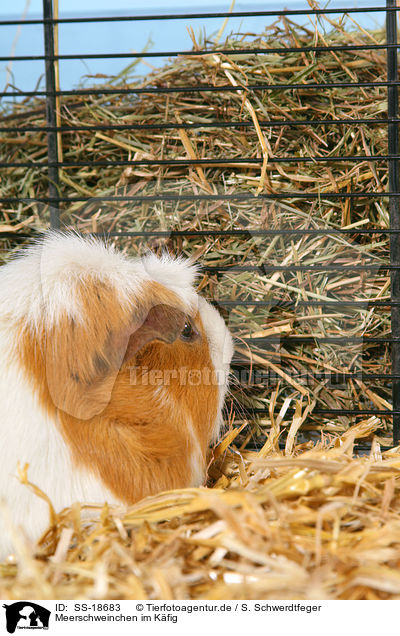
[180,318,199,342]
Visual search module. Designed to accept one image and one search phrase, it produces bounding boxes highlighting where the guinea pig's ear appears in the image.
[43,280,191,421]
[108,304,191,365]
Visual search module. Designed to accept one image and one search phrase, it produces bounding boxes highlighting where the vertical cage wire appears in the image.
[42,0,60,229]
[387,0,400,444]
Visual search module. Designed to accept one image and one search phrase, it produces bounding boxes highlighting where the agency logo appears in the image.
[3,602,50,634]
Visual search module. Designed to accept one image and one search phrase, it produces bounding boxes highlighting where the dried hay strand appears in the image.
[1,420,400,600]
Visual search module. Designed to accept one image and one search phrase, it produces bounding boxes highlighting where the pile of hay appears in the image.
[0,6,397,599]
[0,9,392,443]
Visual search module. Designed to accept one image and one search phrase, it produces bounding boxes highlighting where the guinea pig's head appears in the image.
[9,232,233,503]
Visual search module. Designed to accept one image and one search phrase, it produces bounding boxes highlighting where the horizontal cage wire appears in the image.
[1,1,399,451]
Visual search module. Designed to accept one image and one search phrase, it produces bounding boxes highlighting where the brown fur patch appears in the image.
[16,276,219,503]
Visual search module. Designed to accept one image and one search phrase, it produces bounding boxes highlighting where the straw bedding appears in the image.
[0,7,398,599]
[1,419,400,600]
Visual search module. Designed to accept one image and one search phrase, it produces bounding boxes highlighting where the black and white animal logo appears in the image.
[3,602,50,633]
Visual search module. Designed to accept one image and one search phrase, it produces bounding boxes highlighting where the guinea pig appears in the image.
[0,231,233,559]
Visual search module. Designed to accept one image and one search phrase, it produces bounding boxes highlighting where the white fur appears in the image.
[141,250,200,311]
[0,232,199,328]
[197,297,234,440]
[0,232,233,559]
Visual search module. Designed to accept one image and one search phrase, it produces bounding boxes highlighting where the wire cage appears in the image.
[0,0,399,449]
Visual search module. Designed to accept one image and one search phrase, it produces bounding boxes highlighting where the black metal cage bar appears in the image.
[42,0,60,229]
[387,0,400,444]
